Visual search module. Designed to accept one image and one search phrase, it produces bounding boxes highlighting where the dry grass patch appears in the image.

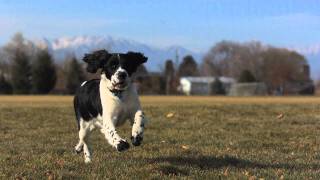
[0,96,319,179]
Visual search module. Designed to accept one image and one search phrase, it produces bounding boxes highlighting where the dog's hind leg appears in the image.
[75,119,93,163]
[74,130,84,154]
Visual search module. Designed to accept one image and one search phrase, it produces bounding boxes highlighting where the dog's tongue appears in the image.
[112,81,126,89]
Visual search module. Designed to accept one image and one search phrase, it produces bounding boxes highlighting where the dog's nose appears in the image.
[118,72,127,80]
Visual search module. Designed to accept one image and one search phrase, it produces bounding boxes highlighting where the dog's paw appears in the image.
[84,156,92,164]
[74,145,83,154]
[131,135,143,146]
[116,140,130,152]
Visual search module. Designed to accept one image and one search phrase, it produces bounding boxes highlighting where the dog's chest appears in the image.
[100,94,137,126]
[99,79,139,126]
[110,100,133,126]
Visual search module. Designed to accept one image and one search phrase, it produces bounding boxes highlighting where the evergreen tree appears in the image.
[164,59,175,95]
[211,77,225,95]
[0,74,13,94]
[66,57,86,94]
[178,55,199,77]
[4,33,32,94]
[11,48,32,94]
[32,49,57,94]
[238,70,256,83]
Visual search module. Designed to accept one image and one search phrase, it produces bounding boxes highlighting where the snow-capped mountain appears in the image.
[34,35,319,79]
[34,36,203,71]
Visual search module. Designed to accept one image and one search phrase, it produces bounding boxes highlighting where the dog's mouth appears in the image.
[112,81,127,89]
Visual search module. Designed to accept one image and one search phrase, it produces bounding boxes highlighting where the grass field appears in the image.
[0,96,320,179]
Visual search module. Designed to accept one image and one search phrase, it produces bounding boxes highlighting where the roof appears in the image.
[180,76,235,84]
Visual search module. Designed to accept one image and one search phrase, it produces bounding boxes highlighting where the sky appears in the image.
[0,0,319,53]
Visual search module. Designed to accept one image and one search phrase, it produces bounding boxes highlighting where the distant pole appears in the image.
[175,48,179,69]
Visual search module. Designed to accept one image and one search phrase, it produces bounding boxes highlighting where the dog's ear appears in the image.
[124,52,148,74]
[83,50,111,73]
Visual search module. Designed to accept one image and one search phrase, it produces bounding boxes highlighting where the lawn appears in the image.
[0,96,319,179]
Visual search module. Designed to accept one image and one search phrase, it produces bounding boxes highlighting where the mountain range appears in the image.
[34,35,319,80]
[34,36,203,72]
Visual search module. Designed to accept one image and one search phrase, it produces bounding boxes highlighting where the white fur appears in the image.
[132,110,146,138]
[75,118,94,163]
[76,73,147,163]
[80,81,87,87]
[110,67,129,90]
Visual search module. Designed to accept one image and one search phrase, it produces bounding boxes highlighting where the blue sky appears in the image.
[0,0,319,52]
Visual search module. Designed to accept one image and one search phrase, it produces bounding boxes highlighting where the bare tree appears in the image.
[0,49,10,77]
[260,48,307,93]
[202,40,309,93]
[202,40,265,79]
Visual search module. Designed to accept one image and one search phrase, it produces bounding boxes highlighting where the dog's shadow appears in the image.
[146,155,320,171]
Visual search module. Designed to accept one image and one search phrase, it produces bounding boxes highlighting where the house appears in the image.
[228,82,268,96]
[179,76,235,95]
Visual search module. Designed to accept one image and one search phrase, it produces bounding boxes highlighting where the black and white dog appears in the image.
[73,50,148,163]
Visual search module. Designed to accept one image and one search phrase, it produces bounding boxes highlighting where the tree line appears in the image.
[0,33,314,95]
[155,41,313,95]
[0,33,86,94]
[0,33,203,95]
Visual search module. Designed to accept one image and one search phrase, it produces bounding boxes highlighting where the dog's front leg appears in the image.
[102,115,130,152]
[131,110,146,146]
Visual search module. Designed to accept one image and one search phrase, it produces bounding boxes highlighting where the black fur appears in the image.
[116,140,130,151]
[74,79,102,130]
[83,50,111,73]
[83,50,147,78]
[131,135,143,146]
[74,50,148,130]
[121,52,148,76]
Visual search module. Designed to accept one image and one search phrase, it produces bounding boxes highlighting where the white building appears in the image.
[179,76,235,95]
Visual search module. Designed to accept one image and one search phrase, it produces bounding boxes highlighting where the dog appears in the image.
[73,50,148,163]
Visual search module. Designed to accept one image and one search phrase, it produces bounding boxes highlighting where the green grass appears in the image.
[0,96,319,179]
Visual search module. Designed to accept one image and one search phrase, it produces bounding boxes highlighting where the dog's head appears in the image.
[83,50,148,90]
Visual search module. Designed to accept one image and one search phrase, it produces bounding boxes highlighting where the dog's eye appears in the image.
[111,64,117,69]
[109,62,117,69]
